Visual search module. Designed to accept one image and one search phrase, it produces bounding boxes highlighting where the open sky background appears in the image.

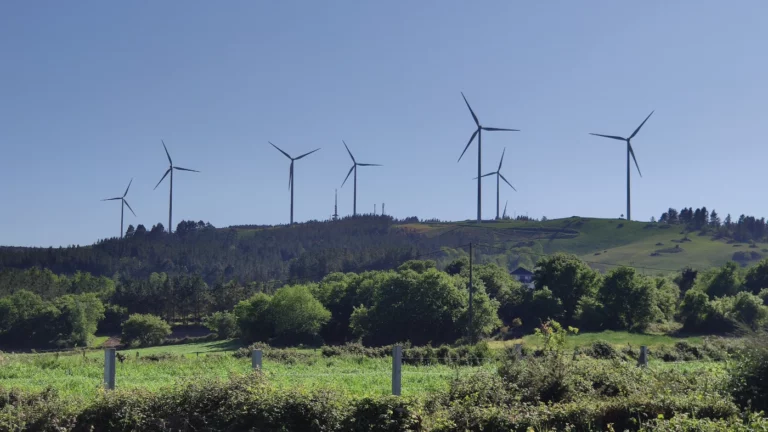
[1,1,767,247]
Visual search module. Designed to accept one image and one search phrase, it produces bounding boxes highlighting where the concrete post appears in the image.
[513,343,523,359]
[252,349,263,371]
[104,348,116,390]
[392,345,402,396]
[638,345,648,367]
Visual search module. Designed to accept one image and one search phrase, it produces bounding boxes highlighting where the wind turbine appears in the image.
[341,141,381,216]
[269,142,320,224]
[502,201,508,219]
[458,92,519,222]
[102,178,136,239]
[153,140,199,234]
[476,148,516,220]
[590,111,654,221]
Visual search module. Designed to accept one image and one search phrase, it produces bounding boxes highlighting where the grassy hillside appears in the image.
[0,216,759,282]
[403,217,757,273]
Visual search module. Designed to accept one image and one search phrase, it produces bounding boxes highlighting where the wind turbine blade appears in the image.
[482,127,520,132]
[498,148,506,171]
[343,141,356,164]
[123,178,133,198]
[123,199,137,216]
[154,168,171,190]
[161,140,173,165]
[589,133,626,141]
[174,166,200,172]
[461,92,480,127]
[269,141,292,159]
[341,165,355,187]
[629,110,654,139]
[499,173,517,191]
[294,148,320,160]
[102,197,122,201]
[458,129,479,162]
[473,172,496,179]
[357,163,381,166]
[289,162,293,190]
[503,201,508,217]
[628,144,642,177]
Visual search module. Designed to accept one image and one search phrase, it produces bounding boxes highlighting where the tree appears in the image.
[599,267,659,331]
[729,292,768,330]
[121,313,171,347]
[54,293,105,347]
[725,214,732,227]
[744,259,768,294]
[203,311,238,339]
[674,267,698,295]
[234,293,273,343]
[134,224,147,236]
[698,262,743,298]
[444,257,469,276]
[533,254,601,324]
[125,225,135,238]
[268,285,331,344]
[710,209,721,228]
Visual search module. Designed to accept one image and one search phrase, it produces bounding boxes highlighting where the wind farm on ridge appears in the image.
[99,94,654,234]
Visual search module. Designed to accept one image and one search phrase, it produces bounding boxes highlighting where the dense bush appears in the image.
[0,290,104,349]
[729,332,768,413]
[318,342,494,366]
[120,313,171,347]
[203,311,238,339]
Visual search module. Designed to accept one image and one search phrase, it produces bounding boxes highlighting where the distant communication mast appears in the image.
[332,189,339,220]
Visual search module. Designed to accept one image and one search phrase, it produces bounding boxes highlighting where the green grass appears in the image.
[415,217,757,273]
[0,349,487,401]
[488,330,704,350]
[90,335,109,347]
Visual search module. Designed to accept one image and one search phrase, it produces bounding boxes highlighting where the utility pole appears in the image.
[468,242,473,342]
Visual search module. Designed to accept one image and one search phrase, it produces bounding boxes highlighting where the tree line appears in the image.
[5,251,768,350]
[658,206,767,242]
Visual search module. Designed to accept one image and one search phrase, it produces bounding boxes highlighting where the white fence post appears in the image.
[638,346,648,367]
[104,348,116,390]
[252,349,263,371]
[392,345,402,396]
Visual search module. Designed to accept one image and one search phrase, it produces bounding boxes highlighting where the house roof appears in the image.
[510,267,534,276]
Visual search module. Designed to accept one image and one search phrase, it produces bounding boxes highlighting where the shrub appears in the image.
[203,311,238,339]
[583,340,619,360]
[729,332,768,413]
[120,313,171,347]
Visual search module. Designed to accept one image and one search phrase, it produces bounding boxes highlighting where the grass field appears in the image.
[402,217,763,273]
[0,348,489,401]
[0,330,733,403]
[488,330,705,350]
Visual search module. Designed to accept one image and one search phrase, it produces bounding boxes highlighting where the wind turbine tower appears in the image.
[476,148,516,220]
[341,141,382,216]
[102,178,136,239]
[589,111,654,221]
[154,140,199,234]
[269,142,320,224]
[458,93,519,223]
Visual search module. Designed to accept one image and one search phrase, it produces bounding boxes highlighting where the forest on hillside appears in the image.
[0,216,538,285]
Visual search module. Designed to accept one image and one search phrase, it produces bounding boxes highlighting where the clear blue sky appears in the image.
[2,1,767,247]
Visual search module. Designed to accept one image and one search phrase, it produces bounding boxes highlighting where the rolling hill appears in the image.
[0,216,760,284]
